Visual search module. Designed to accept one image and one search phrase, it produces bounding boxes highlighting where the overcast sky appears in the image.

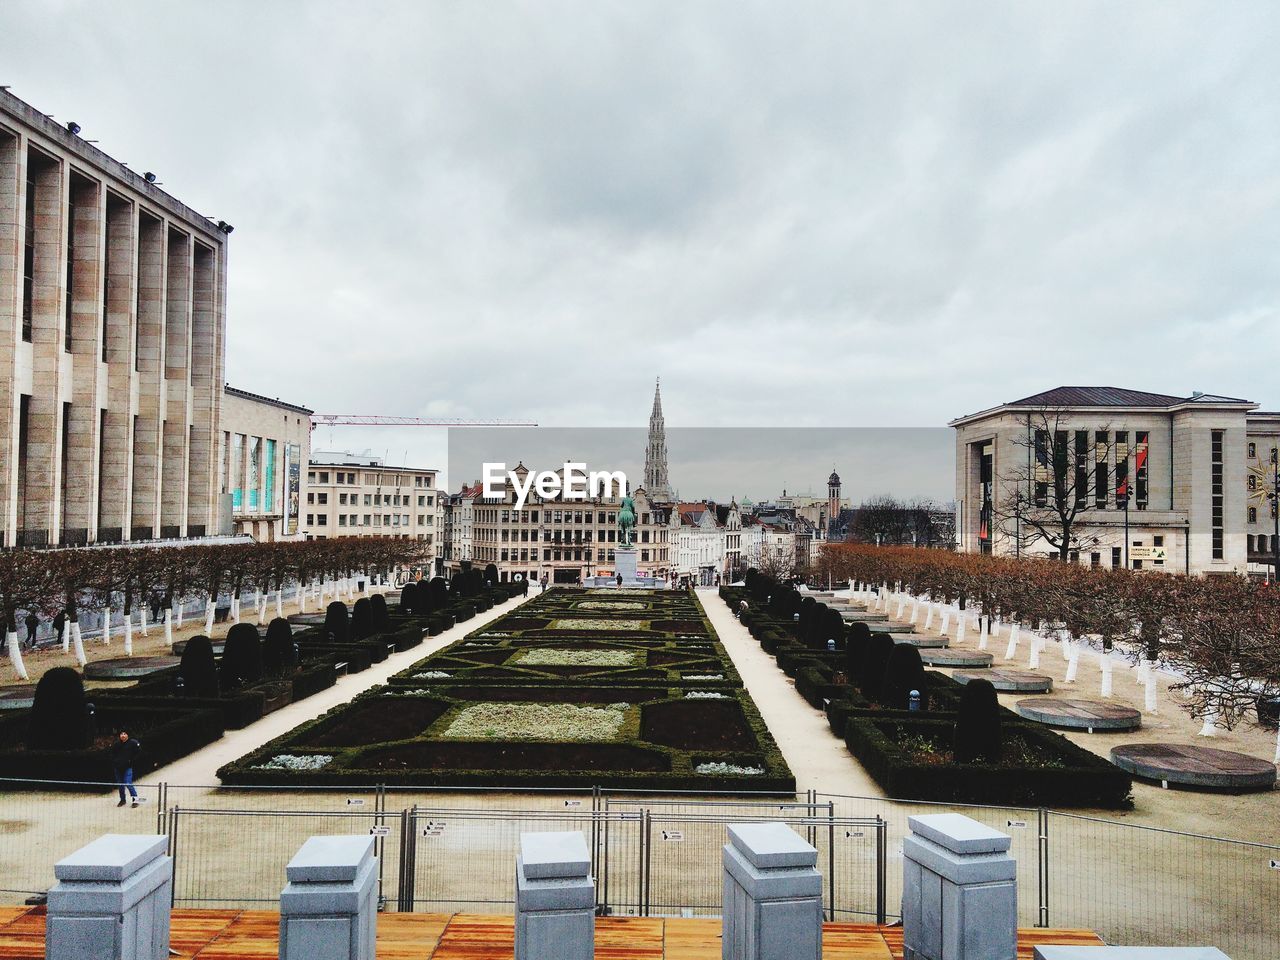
[3,2,1277,494]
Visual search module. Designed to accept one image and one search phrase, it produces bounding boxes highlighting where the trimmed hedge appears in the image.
[843,716,1132,808]
[0,703,224,784]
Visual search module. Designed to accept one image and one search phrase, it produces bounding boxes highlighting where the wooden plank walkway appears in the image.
[0,907,1103,959]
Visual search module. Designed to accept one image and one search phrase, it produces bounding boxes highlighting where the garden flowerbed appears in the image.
[220,588,793,792]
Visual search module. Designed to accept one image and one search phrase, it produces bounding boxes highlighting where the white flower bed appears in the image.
[518,649,640,668]
[390,688,435,696]
[441,702,628,741]
[413,670,452,679]
[685,691,728,699]
[579,600,647,611]
[695,762,764,776]
[253,754,333,771]
[684,673,724,681]
[551,618,639,631]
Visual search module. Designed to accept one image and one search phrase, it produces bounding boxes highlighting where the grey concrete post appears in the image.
[514,831,595,960]
[279,836,378,960]
[721,822,822,960]
[902,813,1017,960]
[46,834,172,960]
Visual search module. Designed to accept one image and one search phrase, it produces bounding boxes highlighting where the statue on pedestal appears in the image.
[618,495,636,549]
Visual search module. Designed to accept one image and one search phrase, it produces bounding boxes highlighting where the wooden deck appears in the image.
[0,906,1102,959]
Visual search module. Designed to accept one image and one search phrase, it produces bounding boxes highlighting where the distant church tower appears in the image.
[827,467,842,534]
[643,378,673,502]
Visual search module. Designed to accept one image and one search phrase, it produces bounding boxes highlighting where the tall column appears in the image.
[186,241,217,535]
[0,129,20,548]
[98,193,137,541]
[159,226,190,538]
[21,146,65,546]
[63,171,103,544]
[130,211,164,539]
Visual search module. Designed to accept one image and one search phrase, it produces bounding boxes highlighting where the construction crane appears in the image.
[310,414,537,430]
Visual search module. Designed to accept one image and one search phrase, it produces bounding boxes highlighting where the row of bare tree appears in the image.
[0,537,427,637]
[817,543,1280,729]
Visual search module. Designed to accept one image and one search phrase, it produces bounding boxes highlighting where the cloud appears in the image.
[2,0,1277,493]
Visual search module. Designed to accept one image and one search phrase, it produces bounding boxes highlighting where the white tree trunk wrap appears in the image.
[139,607,148,636]
[60,621,70,652]
[1003,623,1019,661]
[1100,654,1113,697]
[275,590,283,618]
[6,634,28,680]
[1144,671,1158,713]
[164,610,174,647]
[1065,649,1079,683]
[203,603,215,636]
[71,622,86,666]
[102,609,111,646]
[123,615,133,657]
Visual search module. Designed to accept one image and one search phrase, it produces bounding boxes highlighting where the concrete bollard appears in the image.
[515,831,595,960]
[902,814,1016,960]
[279,836,378,960]
[722,822,822,960]
[46,834,172,960]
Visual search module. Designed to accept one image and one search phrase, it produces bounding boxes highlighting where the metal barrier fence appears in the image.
[1,780,1276,960]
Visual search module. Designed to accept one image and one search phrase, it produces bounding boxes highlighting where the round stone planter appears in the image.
[918,649,993,668]
[84,656,180,680]
[892,633,949,649]
[1110,743,1277,792]
[954,669,1052,693]
[1015,698,1140,732]
[172,639,226,657]
[0,684,37,710]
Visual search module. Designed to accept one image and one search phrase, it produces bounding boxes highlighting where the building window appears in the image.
[1135,431,1149,510]
[1211,430,1224,560]
[308,471,316,483]
[306,514,313,525]
[1248,442,1256,458]
[317,514,327,526]
[1115,431,1129,507]
[317,493,328,505]
[1094,432,1109,508]
[338,515,347,526]
[1111,546,1121,568]
[336,473,344,484]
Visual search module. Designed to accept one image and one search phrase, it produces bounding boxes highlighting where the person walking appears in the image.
[23,611,39,650]
[110,730,141,808]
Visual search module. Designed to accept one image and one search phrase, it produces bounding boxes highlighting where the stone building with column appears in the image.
[951,385,1278,577]
[0,88,230,546]
[220,386,312,541]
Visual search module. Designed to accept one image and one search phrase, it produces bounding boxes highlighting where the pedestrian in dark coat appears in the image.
[110,730,141,807]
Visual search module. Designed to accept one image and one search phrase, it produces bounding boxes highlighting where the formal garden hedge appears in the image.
[722,575,1132,808]
[219,587,793,792]
[0,702,224,785]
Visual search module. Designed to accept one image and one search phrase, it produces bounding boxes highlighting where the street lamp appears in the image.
[1271,446,1279,583]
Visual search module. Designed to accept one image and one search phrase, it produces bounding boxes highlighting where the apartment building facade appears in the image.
[220,386,312,541]
[302,455,439,561]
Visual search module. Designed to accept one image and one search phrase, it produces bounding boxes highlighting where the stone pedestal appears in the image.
[46,834,172,960]
[1033,949,1231,959]
[721,822,822,960]
[613,548,638,585]
[902,814,1016,960]
[279,836,378,960]
[515,832,595,960]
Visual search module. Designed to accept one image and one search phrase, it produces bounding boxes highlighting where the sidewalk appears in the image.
[138,591,530,788]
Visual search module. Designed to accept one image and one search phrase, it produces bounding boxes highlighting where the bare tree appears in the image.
[995,408,1120,561]
[743,540,796,582]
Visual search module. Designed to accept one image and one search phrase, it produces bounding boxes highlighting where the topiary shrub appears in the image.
[819,607,845,650]
[449,572,464,596]
[27,667,90,750]
[221,623,264,691]
[429,577,449,608]
[484,563,499,585]
[324,601,349,644]
[954,678,1001,763]
[844,622,872,682]
[881,643,928,711]
[859,633,895,703]
[179,635,220,698]
[264,617,298,678]
[398,581,420,617]
[370,593,389,630]
[350,597,374,641]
